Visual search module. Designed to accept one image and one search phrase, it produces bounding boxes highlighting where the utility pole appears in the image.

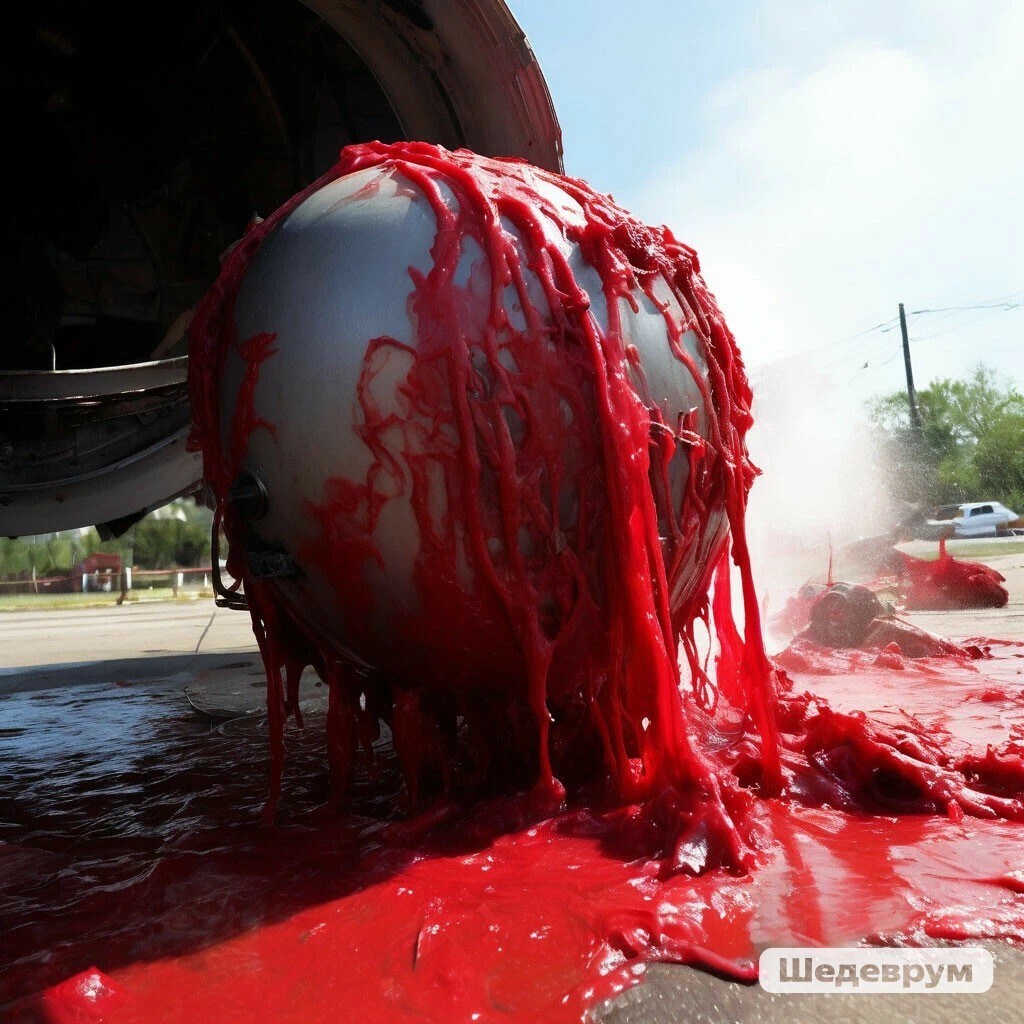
[899,302,923,434]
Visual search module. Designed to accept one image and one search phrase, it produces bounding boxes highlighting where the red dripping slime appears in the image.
[189,141,778,829]
[165,141,1024,1023]
[891,538,1010,610]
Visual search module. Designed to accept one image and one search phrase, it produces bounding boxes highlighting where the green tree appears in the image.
[867,364,1024,510]
[132,518,210,568]
[0,499,211,579]
[0,538,33,576]
[974,414,1024,513]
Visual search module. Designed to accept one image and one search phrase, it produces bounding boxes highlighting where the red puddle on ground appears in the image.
[771,541,1009,640]
[892,539,1010,610]
[3,643,1023,1023]
[4,143,1023,1021]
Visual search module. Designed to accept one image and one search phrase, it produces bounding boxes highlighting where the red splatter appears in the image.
[892,539,1009,610]
[3,644,1024,1021]
[39,968,126,1022]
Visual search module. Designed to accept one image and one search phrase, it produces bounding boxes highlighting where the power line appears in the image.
[912,304,1024,343]
[907,290,1024,317]
[753,287,1023,371]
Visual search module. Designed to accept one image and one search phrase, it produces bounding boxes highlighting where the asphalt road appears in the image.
[0,601,257,673]
[4,551,1022,678]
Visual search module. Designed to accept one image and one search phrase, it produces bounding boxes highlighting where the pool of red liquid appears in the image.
[2,639,1023,1023]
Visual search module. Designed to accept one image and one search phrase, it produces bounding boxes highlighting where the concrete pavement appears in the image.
[0,601,257,673]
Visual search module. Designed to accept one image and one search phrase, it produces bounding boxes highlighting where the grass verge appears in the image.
[0,590,215,612]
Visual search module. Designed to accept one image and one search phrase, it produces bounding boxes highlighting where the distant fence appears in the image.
[0,573,75,594]
[0,567,214,596]
[127,567,214,595]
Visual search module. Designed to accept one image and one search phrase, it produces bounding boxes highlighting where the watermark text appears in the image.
[759,947,993,994]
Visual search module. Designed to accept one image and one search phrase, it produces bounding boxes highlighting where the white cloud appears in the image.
[625,0,1024,397]
[621,1,1024,549]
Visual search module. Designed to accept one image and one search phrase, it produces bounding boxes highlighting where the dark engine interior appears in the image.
[4,0,405,371]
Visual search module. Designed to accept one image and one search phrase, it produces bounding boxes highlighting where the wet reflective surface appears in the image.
[2,644,1023,1023]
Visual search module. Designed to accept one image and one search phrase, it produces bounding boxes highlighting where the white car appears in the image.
[923,501,1019,539]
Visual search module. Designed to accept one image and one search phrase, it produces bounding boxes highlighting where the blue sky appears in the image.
[513,0,1024,415]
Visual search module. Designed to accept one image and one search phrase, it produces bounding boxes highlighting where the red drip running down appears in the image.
[188,141,1024,864]
[189,141,780,858]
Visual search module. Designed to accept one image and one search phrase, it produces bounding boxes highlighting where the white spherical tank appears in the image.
[212,146,730,696]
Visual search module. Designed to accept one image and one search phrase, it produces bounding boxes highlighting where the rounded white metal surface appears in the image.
[221,164,718,674]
